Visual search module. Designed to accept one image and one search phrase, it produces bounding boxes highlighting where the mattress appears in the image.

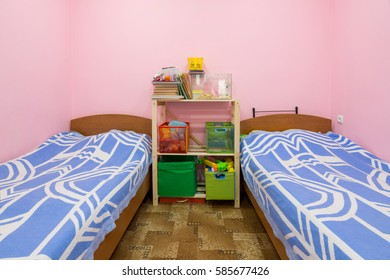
[240,129,390,259]
[0,130,152,259]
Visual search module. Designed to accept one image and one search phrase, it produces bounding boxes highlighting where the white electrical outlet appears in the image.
[337,115,344,124]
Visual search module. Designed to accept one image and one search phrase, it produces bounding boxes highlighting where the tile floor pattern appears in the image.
[111,195,280,260]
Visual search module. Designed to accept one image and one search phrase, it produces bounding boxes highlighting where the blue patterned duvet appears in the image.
[240,130,390,259]
[0,130,151,259]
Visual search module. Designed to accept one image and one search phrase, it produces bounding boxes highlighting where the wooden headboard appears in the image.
[240,114,332,134]
[70,114,152,136]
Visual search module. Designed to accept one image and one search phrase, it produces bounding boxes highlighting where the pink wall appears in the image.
[2,1,389,163]
[0,0,71,163]
[332,0,390,162]
[71,0,332,120]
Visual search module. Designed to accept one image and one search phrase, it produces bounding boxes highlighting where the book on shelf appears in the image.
[152,81,180,85]
[182,73,192,99]
[177,73,192,99]
[177,82,188,99]
[151,75,192,100]
[153,80,180,95]
[153,88,179,94]
[154,84,179,89]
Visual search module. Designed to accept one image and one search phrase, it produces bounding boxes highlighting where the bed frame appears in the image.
[240,113,332,260]
[70,114,152,260]
[240,113,331,135]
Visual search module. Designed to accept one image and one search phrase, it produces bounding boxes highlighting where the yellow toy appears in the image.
[203,159,218,172]
[202,157,234,172]
[225,158,234,172]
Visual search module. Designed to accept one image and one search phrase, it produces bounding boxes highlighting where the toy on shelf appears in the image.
[200,157,234,172]
[203,159,219,172]
[223,158,234,172]
[188,57,204,71]
[153,66,179,82]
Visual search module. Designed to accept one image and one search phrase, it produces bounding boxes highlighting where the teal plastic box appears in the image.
[205,171,235,200]
[206,122,234,153]
[158,156,197,197]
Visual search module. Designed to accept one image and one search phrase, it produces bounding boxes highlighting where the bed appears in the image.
[0,114,152,260]
[240,113,390,260]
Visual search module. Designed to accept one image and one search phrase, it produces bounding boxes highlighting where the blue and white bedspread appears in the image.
[240,129,390,260]
[0,130,152,259]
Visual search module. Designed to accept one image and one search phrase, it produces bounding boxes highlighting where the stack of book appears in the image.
[152,73,193,100]
[151,81,183,100]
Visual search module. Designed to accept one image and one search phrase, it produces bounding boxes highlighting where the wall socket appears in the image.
[337,115,344,124]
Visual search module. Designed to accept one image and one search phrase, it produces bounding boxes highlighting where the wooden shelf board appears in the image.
[156,99,236,104]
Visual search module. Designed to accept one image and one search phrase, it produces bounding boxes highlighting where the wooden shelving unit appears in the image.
[152,99,240,208]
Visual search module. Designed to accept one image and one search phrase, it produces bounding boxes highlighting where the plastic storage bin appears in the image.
[158,156,197,197]
[189,73,205,99]
[159,122,189,153]
[206,122,234,153]
[204,74,232,99]
[189,74,232,100]
[205,171,235,200]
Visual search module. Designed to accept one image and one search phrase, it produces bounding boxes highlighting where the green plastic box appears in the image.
[158,156,197,197]
[205,171,235,200]
[206,122,234,153]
